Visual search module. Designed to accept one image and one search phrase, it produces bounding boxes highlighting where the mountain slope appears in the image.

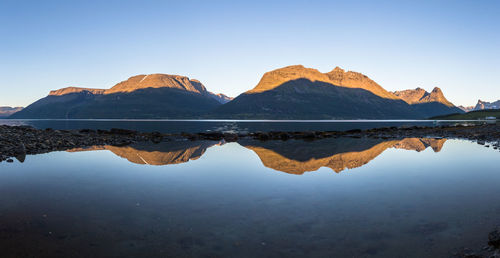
[0,106,23,118]
[214,65,462,119]
[392,87,463,117]
[215,78,421,119]
[474,100,500,110]
[247,65,398,99]
[11,74,222,119]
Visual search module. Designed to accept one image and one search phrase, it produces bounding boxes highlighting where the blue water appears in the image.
[0,119,487,133]
[0,137,499,257]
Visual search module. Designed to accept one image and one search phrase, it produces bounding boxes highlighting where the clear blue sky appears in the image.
[1,0,499,107]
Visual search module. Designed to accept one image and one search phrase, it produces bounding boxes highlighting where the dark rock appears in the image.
[223,133,238,142]
[109,128,137,135]
[14,143,26,155]
[279,132,290,141]
[489,228,500,248]
[257,133,269,141]
[346,129,362,133]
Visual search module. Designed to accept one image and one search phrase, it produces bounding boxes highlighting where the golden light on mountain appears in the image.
[248,65,399,99]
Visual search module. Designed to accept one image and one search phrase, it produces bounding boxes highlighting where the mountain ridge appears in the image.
[215,65,462,119]
[10,73,223,119]
[11,66,464,119]
[248,65,398,100]
[0,106,24,118]
[474,99,500,110]
[392,87,454,107]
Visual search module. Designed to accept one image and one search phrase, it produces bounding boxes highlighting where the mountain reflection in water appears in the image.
[68,140,223,165]
[68,137,446,173]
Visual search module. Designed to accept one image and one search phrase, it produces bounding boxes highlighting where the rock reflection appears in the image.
[68,137,446,173]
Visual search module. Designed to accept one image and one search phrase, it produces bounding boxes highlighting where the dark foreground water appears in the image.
[0,119,488,133]
[1,137,499,257]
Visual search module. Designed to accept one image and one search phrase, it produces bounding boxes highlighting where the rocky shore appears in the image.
[456,227,500,258]
[1,123,500,163]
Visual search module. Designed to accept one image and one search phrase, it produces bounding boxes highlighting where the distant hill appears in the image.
[0,106,23,118]
[473,100,500,110]
[458,105,475,112]
[458,100,500,112]
[431,109,500,120]
[208,92,233,104]
[214,65,462,119]
[11,74,224,119]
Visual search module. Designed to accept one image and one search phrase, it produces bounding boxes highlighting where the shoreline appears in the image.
[1,123,499,163]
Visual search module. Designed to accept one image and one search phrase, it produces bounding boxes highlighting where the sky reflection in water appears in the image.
[0,138,499,257]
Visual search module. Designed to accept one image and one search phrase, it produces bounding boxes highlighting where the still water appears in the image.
[0,119,484,133]
[0,137,499,257]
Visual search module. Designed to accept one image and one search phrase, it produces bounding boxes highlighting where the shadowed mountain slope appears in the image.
[11,74,223,119]
[214,79,421,119]
[11,66,462,119]
[393,87,463,117]
[214,65,461,119]
[0,106,23,118]
[248,65,398,99]
[474,99,500,110]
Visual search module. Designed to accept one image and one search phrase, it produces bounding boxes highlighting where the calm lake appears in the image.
[1,135,499,257]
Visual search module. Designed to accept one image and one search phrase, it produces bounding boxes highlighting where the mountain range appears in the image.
[459,99,500,112]
[214,65,462,119]
[0,106,23,118]
[10,65,463,119]
[11,74,230,119]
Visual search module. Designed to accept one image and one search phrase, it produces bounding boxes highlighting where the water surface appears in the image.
[0,137,499,257]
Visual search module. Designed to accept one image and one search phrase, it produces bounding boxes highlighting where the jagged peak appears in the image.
[431,87,443,94]
[330,66,345,73]
[393,86,455,107]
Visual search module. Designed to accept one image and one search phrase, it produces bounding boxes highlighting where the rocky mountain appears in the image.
[208,92,233,104]
[10,66,464,119]
[214,65,462,119]
[393,87,453,106]
[459,105,475,112]
[392,87,463,117]
[11,74,223,119]
[457,100,500,113]
[0,106,23,118]
[474,100,500,111]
